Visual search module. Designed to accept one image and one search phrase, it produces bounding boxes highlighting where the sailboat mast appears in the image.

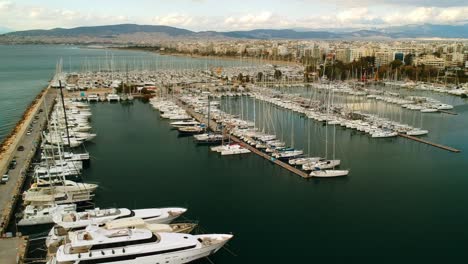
[58,80,71,148]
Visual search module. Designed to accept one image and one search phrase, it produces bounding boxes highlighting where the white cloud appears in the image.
[152,13,194,27]
[0,1,13,11]
[298,0,467,8]
[223,11,292,30]
[382,7,468,25]
[1,1,467,32]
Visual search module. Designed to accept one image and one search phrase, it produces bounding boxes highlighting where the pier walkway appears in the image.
[178,101,310,179]
[0,236,28,264]
[398,133,461,153]
[0,87,57,234]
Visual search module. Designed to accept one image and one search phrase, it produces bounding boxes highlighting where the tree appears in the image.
[237,73,244,82]
[115,83,123,94]
[390,60,403,70]
[256,72,264,82]
[274,69,282,80]
[404,54,414,66]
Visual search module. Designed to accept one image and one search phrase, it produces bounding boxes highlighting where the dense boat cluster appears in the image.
[17,92,233,264]
[150,92,349,177]
[250,87,429,137]
[145,73,461,178]
[385,81,468,97]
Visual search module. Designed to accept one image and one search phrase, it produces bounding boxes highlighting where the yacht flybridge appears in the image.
[46,217,197,250]
[49,225,233,264]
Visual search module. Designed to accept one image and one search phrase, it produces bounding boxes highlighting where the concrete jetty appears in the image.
[0,87,56,234]
[0,236,28,264]
[0,85,57,262]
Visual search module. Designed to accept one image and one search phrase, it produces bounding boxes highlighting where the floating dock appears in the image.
[178,101,311,179]
[398,133,461,153]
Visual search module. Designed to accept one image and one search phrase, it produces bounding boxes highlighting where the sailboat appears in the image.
[406,111,428,136]
[310,67,349,178]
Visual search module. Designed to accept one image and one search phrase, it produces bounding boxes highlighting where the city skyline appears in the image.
[0,0,467,32]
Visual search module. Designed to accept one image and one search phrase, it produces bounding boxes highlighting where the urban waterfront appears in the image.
[0,45,252,141]
[1,45,468,263]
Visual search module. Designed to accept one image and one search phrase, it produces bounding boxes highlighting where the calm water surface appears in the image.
[79,97,468,263]
[4,45,468,263]
[0,45,250,140]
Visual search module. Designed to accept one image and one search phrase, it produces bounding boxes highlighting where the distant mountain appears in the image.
[6,24,194,37]
[383,24,468,38]
[221,29,340,39]
[342,30,388,38]
[2,23,468,41]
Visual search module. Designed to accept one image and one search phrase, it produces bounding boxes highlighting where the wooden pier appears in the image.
[398,133,461,153]
[177,101,311,179]
[228,135,310,178]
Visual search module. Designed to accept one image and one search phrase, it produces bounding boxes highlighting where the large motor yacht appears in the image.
[49,225,233,264]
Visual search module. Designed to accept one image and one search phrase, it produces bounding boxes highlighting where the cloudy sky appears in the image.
[0,0,467,31]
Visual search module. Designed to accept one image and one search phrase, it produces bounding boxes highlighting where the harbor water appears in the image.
[2,45,468,262]
[0,45,252,140]
[80,97,468,262]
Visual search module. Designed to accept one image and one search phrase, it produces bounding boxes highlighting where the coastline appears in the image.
[111,47,301,66]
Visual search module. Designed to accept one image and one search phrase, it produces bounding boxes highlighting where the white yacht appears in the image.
[170,120,200,129]
[310,169,349,178]
[302,159,341,171]
[371,131,398,138]
[27,179,98,194]
[107,94,121,102]
[274,150,304,160]
[34,164,81,179]
[221,147,251,156]
[87,94,99,102]
[46,218,197,250]
[41,151,90,162]
[406,129,429,136]
[289,157,321,166]
[17,204,77,226]
[211,144,240,153]
[23,187,95,205]
[49,225,233,264]
[53,207,187,229]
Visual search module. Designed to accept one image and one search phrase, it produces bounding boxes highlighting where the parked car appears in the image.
[1,174,9,184]
[17,145,24,151]
[8,160,16,170]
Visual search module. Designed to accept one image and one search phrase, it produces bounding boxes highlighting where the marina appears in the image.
[0,45,467,263]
